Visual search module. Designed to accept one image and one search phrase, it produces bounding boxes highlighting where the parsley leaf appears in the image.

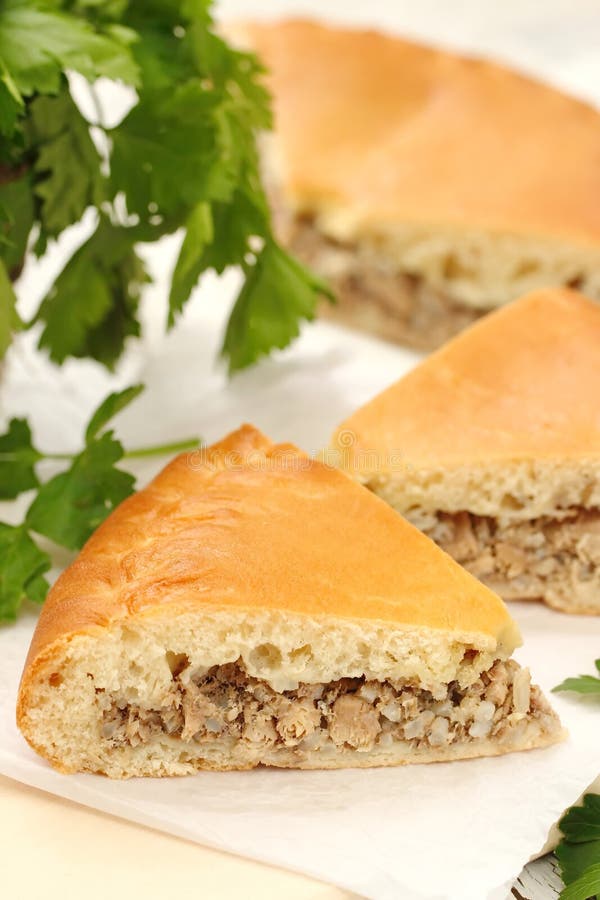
[558,839,600,887]
[26,431,135,550]
[222,239,334,372]
[119,7,192,93]
[0,57,23,137]
[26,385,144,550]
[110,81,235,217]
[556,795,600,899]
[0,418,41,499]
[553,660,600,696]
[85,383,144,442]
[36,216,148,368]
[0,256,21,358]
[27,88,103,238]
[167,187,271,326]
[0,522,50,621]
[560,863,600,900]
[0,2,139,105]
[0,170,35,274]
[201,189,270,274]
[168,202,213,324]
[560,795,600,844]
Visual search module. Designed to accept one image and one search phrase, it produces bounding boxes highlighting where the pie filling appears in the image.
[99,657,556,755]
[423,508,600,608]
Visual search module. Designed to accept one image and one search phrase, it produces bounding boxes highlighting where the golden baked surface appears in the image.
[333,288,600,469]
[24,425,516,670]
[238,19,600,246]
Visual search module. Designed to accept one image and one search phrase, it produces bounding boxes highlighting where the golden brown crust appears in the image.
[235,19,600,247]
[19,424,517,696]
[333,288,600,470]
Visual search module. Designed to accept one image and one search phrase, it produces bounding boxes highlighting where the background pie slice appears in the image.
[332,288,600,614]
[230,19,600,349]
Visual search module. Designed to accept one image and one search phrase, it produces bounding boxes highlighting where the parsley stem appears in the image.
[123,438,201,459]
[26,438,202,463]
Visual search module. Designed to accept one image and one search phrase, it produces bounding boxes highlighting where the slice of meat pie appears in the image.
[332,288,600,614]
[230,19,600,350]
[17,425,562,777]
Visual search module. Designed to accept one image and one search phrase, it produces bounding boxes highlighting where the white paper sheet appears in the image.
[1,3,599,896]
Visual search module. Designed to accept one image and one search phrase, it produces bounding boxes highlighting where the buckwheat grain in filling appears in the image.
[99,658,556,755]
[422,508,600,610]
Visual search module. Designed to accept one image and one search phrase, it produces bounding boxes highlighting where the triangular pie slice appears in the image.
[18,425,562,777]
[331,287,600,614]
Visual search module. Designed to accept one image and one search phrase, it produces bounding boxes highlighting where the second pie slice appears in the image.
[18,425,562,777]
[332,287,600,614]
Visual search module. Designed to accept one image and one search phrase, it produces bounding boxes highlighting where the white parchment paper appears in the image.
[0,3,599,897]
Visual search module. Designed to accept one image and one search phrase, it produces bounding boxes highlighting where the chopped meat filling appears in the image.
[99,658,556,756]
[423,508,600,612]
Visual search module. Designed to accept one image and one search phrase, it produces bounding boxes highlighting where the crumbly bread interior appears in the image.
[20,609,562,778]
[362,460,600,524]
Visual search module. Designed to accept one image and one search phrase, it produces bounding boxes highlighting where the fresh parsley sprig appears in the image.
[553,661,600,697]
[552,660,600,898]
[0,384,200,622]
[555,795,600,899]
[0,0,332,373]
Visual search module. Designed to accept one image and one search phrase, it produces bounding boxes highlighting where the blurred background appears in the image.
[218,0,600,106]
